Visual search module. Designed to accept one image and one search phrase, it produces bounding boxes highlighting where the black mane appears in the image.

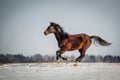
[55,23,69,39]
[55,24,64,33]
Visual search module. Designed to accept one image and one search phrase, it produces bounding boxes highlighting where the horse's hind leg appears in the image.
[74,49,85,66]
[76,49,85,62]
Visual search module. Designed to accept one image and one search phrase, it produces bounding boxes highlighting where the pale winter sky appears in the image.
[0,0,120,56]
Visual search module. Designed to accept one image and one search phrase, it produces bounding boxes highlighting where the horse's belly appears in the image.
[76,41,84,50]
[66,43,73,51]
[66,42,83,51]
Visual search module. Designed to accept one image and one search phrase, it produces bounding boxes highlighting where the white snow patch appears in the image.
[0,63,120,80]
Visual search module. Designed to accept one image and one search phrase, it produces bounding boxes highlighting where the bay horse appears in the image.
[44,22,111,64]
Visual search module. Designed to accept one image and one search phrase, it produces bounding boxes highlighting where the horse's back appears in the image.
[68,33,90,39]
[65,33,92,51]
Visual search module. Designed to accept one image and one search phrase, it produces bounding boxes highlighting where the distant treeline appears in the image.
[0,53,120,63]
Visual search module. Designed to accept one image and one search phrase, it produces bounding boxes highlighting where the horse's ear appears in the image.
[50,22,55,25]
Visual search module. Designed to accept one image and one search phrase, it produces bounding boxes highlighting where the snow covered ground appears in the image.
[0,63,120,80]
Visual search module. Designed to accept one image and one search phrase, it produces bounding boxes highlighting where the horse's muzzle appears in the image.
[44,31,49,35]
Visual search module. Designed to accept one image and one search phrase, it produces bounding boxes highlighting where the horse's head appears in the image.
[44,22,60,35]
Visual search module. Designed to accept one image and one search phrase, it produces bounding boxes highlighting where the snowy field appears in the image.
[0,63,120,80]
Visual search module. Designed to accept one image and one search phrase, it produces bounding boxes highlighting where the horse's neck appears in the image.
[54,32,63,43]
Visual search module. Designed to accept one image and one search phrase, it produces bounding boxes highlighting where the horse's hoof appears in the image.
[65,58,69,64]
[73,63,77,66]
[73,61,80,66]
[67,58,69,61]
[57,60,60,64]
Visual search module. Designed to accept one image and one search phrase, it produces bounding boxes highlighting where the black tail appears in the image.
[90,36,112,46]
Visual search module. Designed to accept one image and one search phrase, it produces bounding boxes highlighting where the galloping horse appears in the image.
[44,22,111,64]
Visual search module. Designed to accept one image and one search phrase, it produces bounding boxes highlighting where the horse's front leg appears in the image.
[56,49,67,61]
[56,50,60,61]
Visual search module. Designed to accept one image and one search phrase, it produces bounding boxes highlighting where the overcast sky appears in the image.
[0,0,120,56]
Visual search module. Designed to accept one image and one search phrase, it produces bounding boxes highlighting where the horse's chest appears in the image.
[58,39,68,48]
